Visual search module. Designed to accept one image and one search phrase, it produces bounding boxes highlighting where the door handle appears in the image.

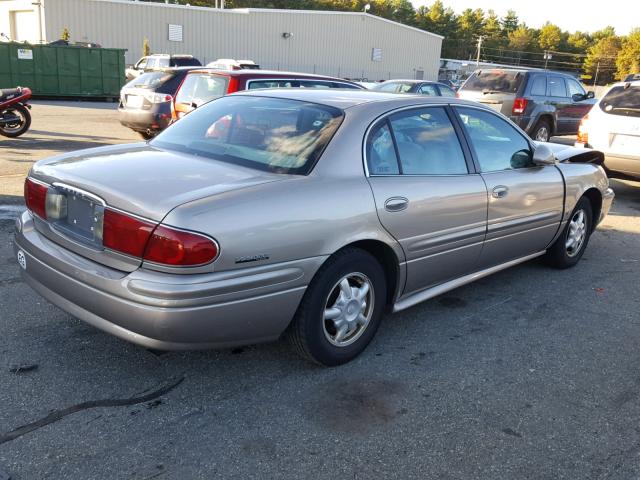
[384,197,408,212]
[492,186,509,199]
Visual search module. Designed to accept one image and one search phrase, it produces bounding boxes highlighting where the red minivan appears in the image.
[171,69,363,122]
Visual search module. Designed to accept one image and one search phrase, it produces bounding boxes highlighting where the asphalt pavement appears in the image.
[0,102,639,480]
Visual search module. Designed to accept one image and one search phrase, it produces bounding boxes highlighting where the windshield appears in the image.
[124,71,175,89]
[461,70,524,93]
[151,96,344,175]
[600,85,640,117]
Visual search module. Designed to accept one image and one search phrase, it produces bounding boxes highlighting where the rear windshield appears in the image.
[461,70,524,93]
[151,96,344,175]
[600,86,640,117]
[124,71,175,89]
[175,74,229,107]
[171,57,202,67]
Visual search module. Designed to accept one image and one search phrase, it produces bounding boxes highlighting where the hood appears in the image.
[31,143,285,221]
[532,141,605,165]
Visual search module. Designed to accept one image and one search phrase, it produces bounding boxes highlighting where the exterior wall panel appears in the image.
[1,0,442,81]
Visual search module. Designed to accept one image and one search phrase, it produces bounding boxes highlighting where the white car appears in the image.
[576,78,640,180]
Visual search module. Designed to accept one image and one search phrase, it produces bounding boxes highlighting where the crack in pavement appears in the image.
[0,376,184,445]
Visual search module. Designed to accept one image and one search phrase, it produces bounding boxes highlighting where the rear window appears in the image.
[248,80,296,89]
[124,71,175,89]
[171,57,202,67]
[600,86,640,117]
[175,74,229,107]
[151,96,344,175]
[461,70,524,93]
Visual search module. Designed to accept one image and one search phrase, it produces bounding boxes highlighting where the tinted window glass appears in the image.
[389,107,467,175]
[298,80,333,89]
[174,74,229,106]
[334,82,361,90]
[530,76,547,96]
[172,57,202,67]
[599,86,640,117]
[366,122,399,175]
[566,78,586,97]
[375,82,401,92]
[152,96,343,175]
[124,71,175,89]
[418,84,438,96]
[248,80,296,89]
[547,76,567,97]
[461,70,524,93]
[437,85,457,97]
[456,107,532,172]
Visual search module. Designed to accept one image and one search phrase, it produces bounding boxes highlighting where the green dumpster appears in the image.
[0,42,126,99]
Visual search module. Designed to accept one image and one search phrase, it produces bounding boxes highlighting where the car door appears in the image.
[565,77,594,134]
[453,106,564,268]
[365,106,488,294]
[547,75,571,134]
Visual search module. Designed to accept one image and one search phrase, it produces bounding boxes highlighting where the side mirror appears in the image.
[586,91,595,99]
[532,143,557,166]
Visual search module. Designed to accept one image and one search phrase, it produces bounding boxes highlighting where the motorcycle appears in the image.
[0,86,32,138]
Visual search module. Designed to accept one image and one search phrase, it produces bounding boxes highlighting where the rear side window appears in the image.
[388,107,467,175]
[437,85,457,98]
[418,84,438,96]
[298,80,333,89]
[175,74,229,106]
[547,77,567,97]
[455,107,532,172]
[530,76,547,96]
[461,70,523,93]
[248,80,296,89]
[375,82,401,92]
[366,122,399,175]
[152,96,344,175]
[599,86,640,117]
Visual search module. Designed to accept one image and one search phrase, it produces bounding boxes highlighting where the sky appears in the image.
[411,0,637,35]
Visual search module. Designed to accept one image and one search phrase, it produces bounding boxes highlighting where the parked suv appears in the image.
[458,69,596,141]
[171,69,364,121]
[119,67,200,139]
[575,78,640,180]
[125,54,202,81]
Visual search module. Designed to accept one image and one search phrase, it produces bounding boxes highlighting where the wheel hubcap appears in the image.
[566,209,587,257]
[536,127,549,142]
[323,273,374,347]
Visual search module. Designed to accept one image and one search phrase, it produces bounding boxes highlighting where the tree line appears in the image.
[144,0,640,84]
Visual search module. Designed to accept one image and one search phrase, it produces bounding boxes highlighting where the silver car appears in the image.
[15,90,614,366]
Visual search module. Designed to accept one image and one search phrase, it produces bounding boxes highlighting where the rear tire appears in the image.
[287,248,387,366]
[0,104,31,138]
[545,197,593,269]
[531,119,551,142]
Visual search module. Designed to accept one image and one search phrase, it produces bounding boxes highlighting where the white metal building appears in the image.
[0,0,443,81]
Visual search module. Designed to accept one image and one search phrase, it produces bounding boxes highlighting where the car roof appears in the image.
[232,88,481,110]
[184,68,361,84]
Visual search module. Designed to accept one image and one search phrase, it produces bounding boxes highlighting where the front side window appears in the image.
[388,107,467,175]
[146,58,158,69]
[455,107,532,172]
[136,58,148,69]
[566,78,586,98]
[152,96,343,175]
[418,84,438,96]
[175,74,229,106]
[547,76,567,97]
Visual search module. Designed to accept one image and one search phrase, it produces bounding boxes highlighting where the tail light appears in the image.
[144,226,219,266]
[512,98,528,115]
[24,177,48,220]
[576,114,589,145]
[144,93,173,104]
[102,208,218,266]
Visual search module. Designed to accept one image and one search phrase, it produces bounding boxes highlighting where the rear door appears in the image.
[365,106,487,294]
[547,75,571,134]
[454,106,564,268]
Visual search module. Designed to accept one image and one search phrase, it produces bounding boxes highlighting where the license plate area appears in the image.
[49,184,105,248]
[126,95,144,109]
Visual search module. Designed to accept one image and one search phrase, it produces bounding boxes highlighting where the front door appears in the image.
[453,106,565,268]
[365,106,488,295]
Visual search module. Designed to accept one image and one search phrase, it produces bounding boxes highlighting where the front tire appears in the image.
[545,197,593,269]
[531,118,551,142]
[288,248,387,366]
[0,104,31,138]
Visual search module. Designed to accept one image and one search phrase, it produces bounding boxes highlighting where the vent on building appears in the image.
[168,24,183,42]
[371,48,382,62]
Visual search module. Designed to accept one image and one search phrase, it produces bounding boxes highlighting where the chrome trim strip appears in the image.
[51,182,106,206]
[393,250,546,312]
[486,210,561,234]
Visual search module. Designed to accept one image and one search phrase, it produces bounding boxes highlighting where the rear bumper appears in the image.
[14,211,321,350]
[118,106,171,133]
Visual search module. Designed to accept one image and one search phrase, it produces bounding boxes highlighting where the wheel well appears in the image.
[536,114,555,134]
[583,188,602,232]
[341,240,400,309]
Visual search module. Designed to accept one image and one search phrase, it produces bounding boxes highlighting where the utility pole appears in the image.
[593,61,600,87]
[476,35,484,67]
